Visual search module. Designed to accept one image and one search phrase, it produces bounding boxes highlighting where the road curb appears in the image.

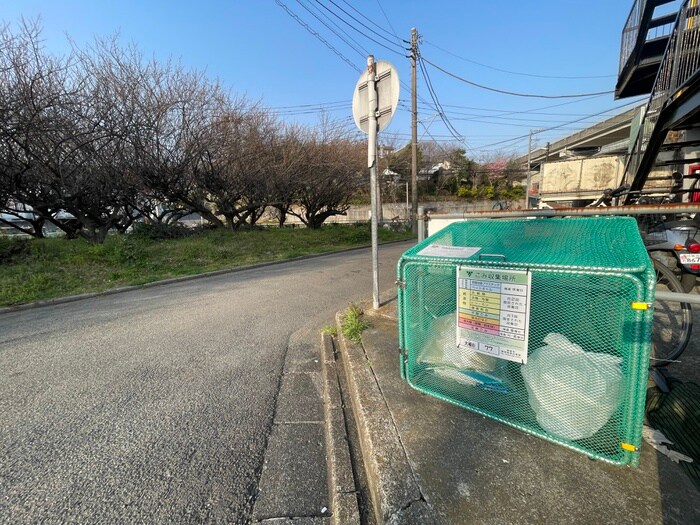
[321,333,361,525]
[334,311,438,525]
[0,240,413,315]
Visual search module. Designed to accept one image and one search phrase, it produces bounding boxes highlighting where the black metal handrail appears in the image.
[619,1,680,77]
[620,0,645,74]
[623,0,700,197]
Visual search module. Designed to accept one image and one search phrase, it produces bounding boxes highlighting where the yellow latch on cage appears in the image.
[621,442,639,452]
[631,302,650,310]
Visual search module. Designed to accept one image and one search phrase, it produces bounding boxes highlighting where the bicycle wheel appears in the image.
[650,259,693,367]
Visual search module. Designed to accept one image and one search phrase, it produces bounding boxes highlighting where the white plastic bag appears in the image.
[417,313,497,372]
[521,333,623,441]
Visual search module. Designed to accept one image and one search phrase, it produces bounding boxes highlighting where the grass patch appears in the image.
[320,324,338,337]
[0,224,414,307]
[340,303,371,345]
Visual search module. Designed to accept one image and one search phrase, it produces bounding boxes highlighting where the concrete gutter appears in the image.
[321,333,361,525]
[334,310,438,525]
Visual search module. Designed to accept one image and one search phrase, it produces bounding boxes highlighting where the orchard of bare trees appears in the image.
[0,21,366,243]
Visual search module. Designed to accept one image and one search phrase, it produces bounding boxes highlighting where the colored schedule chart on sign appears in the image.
[456,266,531,364]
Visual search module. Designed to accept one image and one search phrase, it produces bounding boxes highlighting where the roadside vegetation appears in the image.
[0,224,413,307]
[340,303,371,345]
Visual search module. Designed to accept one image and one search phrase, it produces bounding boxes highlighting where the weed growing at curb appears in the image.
[320,324,338,337]
[341,303,371,345]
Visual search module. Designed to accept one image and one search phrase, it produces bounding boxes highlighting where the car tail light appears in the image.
[687,240,700,253]
[692,264,700,271]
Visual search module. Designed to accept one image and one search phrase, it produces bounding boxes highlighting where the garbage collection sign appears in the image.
[456,266,531,364]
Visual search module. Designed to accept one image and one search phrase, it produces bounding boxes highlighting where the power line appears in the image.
[410,103,616,123]
[405,93,639,129]
[396,103,605,134]
[310,0,407,57]
[418,121,469,156]
[418,55,464,143]
[421,55,615,99]
[448,117,614,128]
[268,106,349,116]
[416,41,464,142]
[321,0,406,50]
[265,100,350,110]
[474,98,644,149]
[294,0,367,58]
[275,0,361,73]
[410,101,640,119]
[336,0,403,44]
[423,39,616,80]
[373,0,401,42]
[409,93,628,118]
[475,138,530,153]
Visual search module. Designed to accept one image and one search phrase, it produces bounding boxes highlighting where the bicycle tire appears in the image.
[650,259,693,367]
[680,271,697,293]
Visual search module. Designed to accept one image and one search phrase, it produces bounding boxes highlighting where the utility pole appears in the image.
[525,129,533,209]
[410,27,418,233]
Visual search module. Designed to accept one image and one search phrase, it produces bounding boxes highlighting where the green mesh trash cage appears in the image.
[397,217,655,467]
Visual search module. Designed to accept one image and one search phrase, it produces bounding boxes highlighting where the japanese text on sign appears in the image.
[456,266,531,364]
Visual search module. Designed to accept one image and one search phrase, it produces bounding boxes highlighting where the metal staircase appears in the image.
[620,0,700,203]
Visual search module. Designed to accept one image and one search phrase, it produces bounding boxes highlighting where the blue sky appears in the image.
[2,1,651,159]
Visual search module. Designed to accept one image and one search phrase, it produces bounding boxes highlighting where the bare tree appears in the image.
[190,105,276,230]
[0,19,91,238]
[0,22,150,242]
[268,124,308,227]
[288,120,364,229]
[102,43,229,228]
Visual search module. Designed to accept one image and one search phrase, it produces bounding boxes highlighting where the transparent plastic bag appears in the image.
[521,333,623,441]
[417,313,497,372]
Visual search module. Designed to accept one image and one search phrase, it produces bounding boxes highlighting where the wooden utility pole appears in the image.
[525,129,532,209]
[411,27,418,233]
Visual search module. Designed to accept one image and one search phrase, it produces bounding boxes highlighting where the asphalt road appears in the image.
[0,241,413,524]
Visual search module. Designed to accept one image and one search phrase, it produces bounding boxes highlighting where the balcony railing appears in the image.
[620,0,645,74]
[619,1,680,76]
[625,0,700,193]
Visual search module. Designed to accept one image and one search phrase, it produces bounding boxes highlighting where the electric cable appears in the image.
[265,100,350,110]
[423,39,617,80]
[336,0,403,44]
[315,0,406,51]
[275,0,361,73]
[310,0,408,58]
[294,0,367,58]
[474,98,645,149]
[409,102,625,123]
[410,100,642,120]
[418,121,464,156]
[407,93,615,117]
[420,73,464,142]
[421,55,615,98]
[373,0,401,42]
[418,53,464,143]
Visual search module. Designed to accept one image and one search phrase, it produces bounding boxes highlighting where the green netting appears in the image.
[397,217,655,467]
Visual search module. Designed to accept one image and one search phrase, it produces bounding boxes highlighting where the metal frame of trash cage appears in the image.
[417,204,700,305]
